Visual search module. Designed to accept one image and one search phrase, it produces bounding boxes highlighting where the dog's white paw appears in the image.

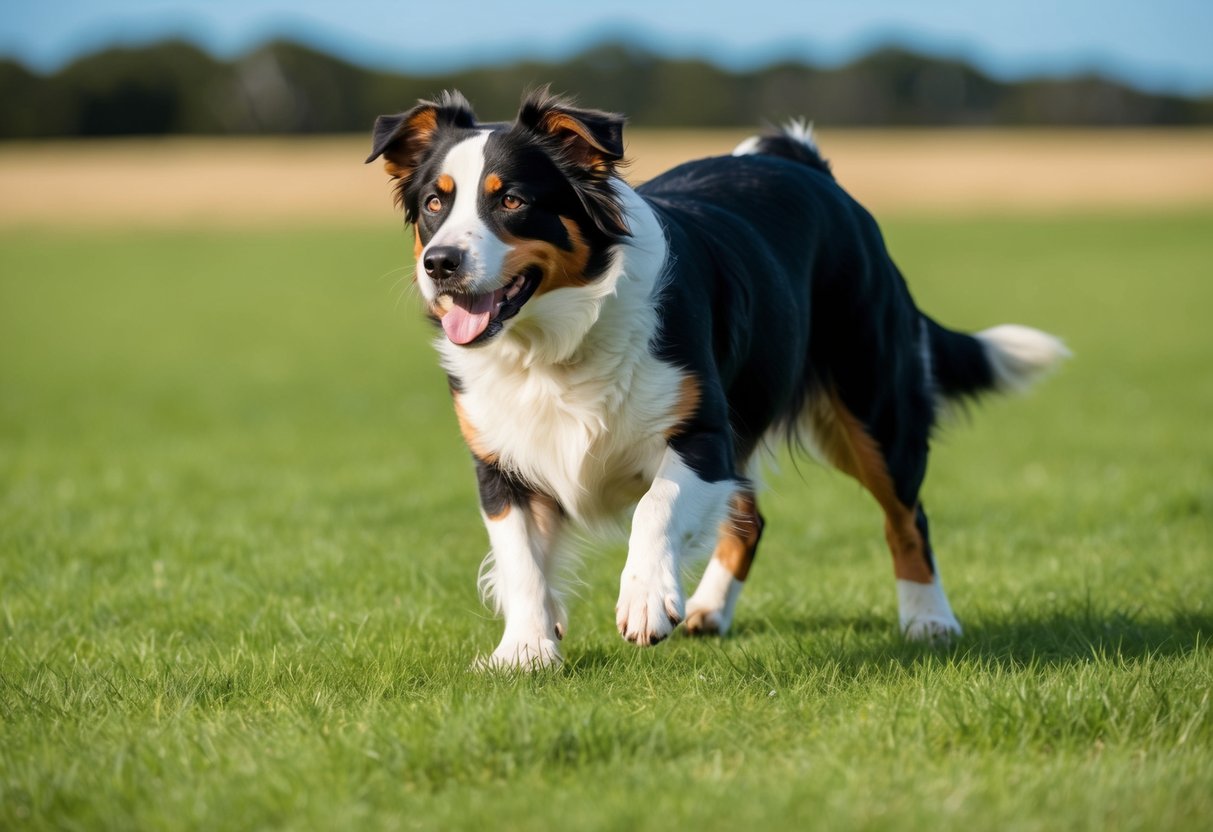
[684,605,728,636]
[902,615,963,644]
[616,569,683,646]
[897,578,962,645]
[475,635,563,671]
[684,559,743,637]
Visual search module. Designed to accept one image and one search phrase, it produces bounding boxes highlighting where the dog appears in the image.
[366,89,1068,668]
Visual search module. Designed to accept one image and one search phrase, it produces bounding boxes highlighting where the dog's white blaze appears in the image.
[440,184,687,528]
[618,449,736,643]
[416,131,510,300]
[896,577,962,642]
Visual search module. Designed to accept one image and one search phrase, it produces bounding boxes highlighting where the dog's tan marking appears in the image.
[436,173,455,194]
[883,510,933,584]
[712,492,763,581]
[382,108,439,181]
[538,112,618,173]
[413,227,424,262]
[499,217,593,295]
[428,294,453,320]
[453,394,498,464]
[484,173,503,195]
[809,391,935,584]
[665,375,702,439]
[528,492,562,541]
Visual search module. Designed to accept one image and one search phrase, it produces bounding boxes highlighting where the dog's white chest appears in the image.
[437,209,684,525]
[457,360,676,522]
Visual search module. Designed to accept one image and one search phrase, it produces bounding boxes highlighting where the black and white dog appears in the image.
[367,89,1067,668]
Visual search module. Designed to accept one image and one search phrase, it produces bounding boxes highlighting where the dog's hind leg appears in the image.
[808,392,962,643]
[886,502,960,642]
[685,490,764,636]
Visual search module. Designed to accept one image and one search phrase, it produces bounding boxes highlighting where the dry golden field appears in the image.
[1,129,1211,229]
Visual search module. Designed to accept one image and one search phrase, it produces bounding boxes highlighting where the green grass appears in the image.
[2,214,1211,830]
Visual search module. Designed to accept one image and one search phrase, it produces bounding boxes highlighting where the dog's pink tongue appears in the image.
[442,292,499,345]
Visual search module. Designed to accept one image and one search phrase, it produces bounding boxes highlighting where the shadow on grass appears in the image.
[717,603,1212,670]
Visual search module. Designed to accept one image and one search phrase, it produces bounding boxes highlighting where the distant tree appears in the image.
[56,41,227,134]
[1,38,1209,138]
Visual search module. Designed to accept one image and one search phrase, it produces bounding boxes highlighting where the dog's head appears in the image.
[367,89,629,348]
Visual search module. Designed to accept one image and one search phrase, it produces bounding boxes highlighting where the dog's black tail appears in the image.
[924,316,1070,402]
[731,120,833,179]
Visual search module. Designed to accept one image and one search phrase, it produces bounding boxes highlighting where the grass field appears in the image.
[2,139,1212,829]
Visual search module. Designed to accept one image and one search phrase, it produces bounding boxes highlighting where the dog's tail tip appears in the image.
[975,324,1072,394]
[733,119,832,178]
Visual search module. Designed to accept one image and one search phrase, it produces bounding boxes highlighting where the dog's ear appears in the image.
[366,90,478,180]
[516,88,629,238]
[516,87,625,176]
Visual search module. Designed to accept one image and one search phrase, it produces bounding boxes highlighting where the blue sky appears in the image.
[4,0,1212,94]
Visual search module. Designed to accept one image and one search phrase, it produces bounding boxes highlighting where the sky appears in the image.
[3,0,1212,95]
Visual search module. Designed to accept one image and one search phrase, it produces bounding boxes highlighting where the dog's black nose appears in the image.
[423,246,463,281]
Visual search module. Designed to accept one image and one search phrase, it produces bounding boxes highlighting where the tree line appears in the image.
[2,38,1210,138]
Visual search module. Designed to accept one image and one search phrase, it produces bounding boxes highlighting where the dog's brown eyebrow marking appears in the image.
[437,174,455,193]
[484,173,503,194]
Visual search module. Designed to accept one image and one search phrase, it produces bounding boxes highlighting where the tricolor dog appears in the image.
[367,89,1068,668]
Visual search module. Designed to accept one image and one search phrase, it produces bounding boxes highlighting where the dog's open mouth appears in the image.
[440,268,542,346]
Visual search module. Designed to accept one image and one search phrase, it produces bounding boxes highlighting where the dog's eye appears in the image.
[501,194,525,211]
[425,195,443,213]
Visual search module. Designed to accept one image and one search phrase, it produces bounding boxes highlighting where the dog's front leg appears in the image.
[617,445,735,646]
[474,459,566,670]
